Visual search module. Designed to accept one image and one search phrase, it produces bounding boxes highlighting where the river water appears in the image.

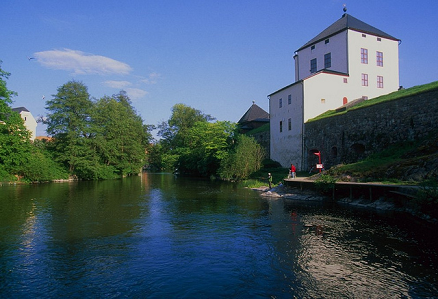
[0,173,437,298]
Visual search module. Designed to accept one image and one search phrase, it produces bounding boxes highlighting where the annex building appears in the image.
[268,12,400,170]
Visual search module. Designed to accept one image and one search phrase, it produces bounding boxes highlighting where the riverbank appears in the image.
[253,181,438,224]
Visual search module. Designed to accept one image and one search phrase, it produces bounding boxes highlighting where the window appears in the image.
[377,37,382,41]
[288,94,291,105]
[310,58,317,73]
[361,48,368,64]
[343,78,348,83]
[279,98,282,108]
[279,121,283,133]
[325,39,330,44]
[362,34,367,38]
[321,99,325,104]
[311,45,315,51]
[324,53,331,68]
[377,76,384,88]
[376,51,383,67]
[288,118,291,131]
[361,73,368,86]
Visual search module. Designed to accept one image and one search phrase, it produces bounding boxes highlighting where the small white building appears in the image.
[12,107,37,141]
[268,12,400,169]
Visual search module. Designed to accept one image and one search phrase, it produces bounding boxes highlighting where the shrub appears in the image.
[315,174,337,195]
[413,178,438,218]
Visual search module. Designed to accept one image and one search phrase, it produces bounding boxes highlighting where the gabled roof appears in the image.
[238,102,269,123]
[297,13,399,52]
[12,107,30,113]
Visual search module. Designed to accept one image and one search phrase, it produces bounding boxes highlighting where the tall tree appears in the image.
[158,103,214,149]
[45,80,94,175]
[94,91,151,176]
[179,121,235,176]
[0,61,32,177]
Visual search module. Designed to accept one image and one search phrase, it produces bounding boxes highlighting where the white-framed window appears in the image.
[376,51,383,67]
[324,53,331,68]
[361,73,368,86]
[377,76,384,88]
[288,94,291,105]
[279,98,282,108]
[310,58,317,73]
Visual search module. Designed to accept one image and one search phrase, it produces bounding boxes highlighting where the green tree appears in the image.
[178,121,235,176]
[154,103,215,173]
[158,103,214,149]
[219,134,266,180]
[0,61,32,178]
[45,80,96,177]
[93,91,151,176]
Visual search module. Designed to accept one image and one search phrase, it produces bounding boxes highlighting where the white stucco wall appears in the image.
[347,30,399,98]
[269,82,304,169]
[295,31,348,81]
[302,72,350,122]
[19,111,37,140]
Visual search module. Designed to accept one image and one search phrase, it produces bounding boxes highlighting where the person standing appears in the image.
[268,173,272,189]
[291,164,296,179]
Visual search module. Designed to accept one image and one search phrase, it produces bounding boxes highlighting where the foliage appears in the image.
[93,92,151,176]
[0,61,17,104]
[21,140,69,182]
[412,178,438,218]
[262,158,282,168]
[314,174,337,195]
[246,123,269,135]
[157,103,214,150]
[177,121,235,176]
[44,81,151,180]
[45,80,95,174]
[0,62,33,176]
[238,179,267,189]
[153,103,229,175]
[219,134,266,180]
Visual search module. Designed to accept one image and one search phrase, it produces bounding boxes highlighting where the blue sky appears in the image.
[2,0,437,137]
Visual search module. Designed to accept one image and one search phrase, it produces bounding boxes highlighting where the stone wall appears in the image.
[304,88,438,170]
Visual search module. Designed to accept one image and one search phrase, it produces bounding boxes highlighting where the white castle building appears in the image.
[12,107,37,141]
[268,12,400,169]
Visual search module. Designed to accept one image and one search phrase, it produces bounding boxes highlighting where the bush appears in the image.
[22,149,69,182]
[262,159,282,168]
[315,174,337,195]
[413,178,438,218]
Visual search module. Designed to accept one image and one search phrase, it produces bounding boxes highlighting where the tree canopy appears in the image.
[44,81,152,179]
[0,61,32,178]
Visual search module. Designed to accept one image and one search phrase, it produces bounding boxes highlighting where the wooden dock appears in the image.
[283,178,418,201]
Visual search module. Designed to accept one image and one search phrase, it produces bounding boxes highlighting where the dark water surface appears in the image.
[1,173,437,298]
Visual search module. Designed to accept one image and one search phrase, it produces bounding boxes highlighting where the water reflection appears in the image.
[0,174,437,298]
